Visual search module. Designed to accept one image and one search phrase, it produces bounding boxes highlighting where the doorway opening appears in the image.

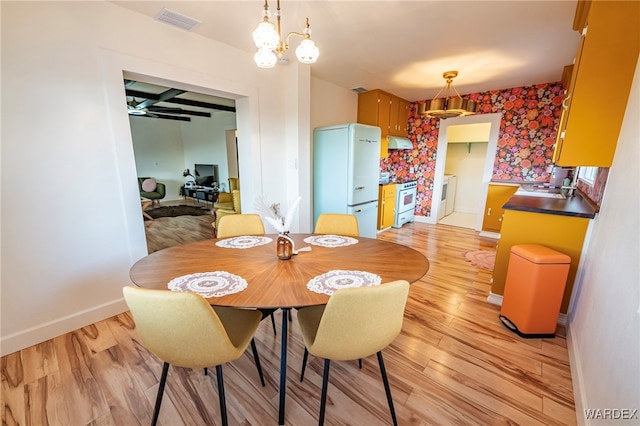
[124,77,239,252]
[431,113,502,231]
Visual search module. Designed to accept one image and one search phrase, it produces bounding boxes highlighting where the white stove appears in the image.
[392,180,417,228]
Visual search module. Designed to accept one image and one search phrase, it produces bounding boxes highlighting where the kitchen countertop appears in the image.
[489,180,525,186]
[503,189,598,219]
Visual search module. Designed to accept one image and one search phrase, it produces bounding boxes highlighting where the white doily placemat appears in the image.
[215,236,273,249]
[306,270,381,295]
[168,271,247,297]
[303,235,358,248]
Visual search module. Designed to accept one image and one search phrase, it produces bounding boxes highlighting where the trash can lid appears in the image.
[511,244,571,264]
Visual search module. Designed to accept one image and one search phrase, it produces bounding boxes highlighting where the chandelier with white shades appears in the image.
[253,0,319,68]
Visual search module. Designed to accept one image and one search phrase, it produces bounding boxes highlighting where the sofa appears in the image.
[138,177,166,205]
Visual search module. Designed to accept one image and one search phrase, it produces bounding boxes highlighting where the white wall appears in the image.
[567,60,639,425]
[0,2,311,355]
[310,77,358,128]
[130,117,186,201]
[180,111,237,191]
[130,109,237,201]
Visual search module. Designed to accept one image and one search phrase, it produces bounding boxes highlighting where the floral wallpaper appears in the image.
[577,167,609,205]
[381,82,566,217]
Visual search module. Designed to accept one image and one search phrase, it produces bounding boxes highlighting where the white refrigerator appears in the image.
[313,123,381,238]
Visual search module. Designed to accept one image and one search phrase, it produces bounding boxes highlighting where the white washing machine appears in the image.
[445,174,457,216]
[438,176,449,220]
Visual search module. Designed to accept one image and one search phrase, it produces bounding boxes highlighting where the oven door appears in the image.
[398,188,416,212]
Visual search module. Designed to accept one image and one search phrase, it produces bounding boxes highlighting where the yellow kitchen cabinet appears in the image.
[482,184,519,233]
[553,0,639,167]
[491,209,590,314]
[358,89,410,158]
[389,98,410,136]
[377,184,397,230]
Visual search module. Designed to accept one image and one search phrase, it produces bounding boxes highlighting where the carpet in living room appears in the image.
[145,204,212,220]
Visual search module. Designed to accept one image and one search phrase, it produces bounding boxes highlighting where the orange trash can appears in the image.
[499,244,571,338]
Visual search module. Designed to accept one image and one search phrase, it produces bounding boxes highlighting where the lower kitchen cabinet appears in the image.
[377,184,396,230]
[482,184,519,233]
[491,209,590,314]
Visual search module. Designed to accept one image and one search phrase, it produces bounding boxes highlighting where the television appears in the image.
[194,163,219,188]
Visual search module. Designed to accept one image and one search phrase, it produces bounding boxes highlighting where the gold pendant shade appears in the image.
[419,71,477,119]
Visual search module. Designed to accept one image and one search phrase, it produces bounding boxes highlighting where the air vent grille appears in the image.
[352,87,368,93]
[155,8,201,31]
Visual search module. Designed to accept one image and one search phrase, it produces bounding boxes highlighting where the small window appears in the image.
[577,166,598,186]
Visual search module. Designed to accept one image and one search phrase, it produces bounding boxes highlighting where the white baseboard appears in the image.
[1,299,128,357]
[566,322,587,425]
[413,215,433,224]
[486,292,503,306]
[486,293,567,326]
[479,230,500,239]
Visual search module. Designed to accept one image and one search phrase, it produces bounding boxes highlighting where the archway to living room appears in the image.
[123,76,240,253]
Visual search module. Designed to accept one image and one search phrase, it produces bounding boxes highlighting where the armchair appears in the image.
[213,177,239,209]
[138,177,166,206]
[212,189,241,237]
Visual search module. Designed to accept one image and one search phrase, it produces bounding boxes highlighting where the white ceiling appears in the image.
[112,0,580,102]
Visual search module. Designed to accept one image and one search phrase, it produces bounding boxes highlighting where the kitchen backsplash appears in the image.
[382,82,565,217]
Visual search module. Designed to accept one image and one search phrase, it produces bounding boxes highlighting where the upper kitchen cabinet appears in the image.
[390,98,410,137]
[358,89,410,158]
[553,0,639,167]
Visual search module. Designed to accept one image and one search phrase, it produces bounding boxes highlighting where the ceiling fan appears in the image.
[127,97,192,121]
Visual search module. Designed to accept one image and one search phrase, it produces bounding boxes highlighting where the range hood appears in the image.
[388,136,413,150]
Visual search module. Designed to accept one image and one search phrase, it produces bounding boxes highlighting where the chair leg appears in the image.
[151,362,170,426]
[204,367,208,375]
[300,348,309,382]
[270,313,277,335]
[377,351,398,426]
[215,365,228,426]
[319,359,331,426]
[250,338,266,387]
[358,359,362,369]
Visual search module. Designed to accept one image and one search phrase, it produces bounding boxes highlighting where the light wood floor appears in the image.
[1,215,576,425]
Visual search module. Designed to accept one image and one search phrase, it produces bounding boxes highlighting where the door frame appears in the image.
[427,112,502,230]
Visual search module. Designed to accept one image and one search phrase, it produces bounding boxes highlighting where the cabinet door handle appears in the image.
[562,94,571,110]
[355,186,365,190]
[355,209,362,213]
[499,215,503,222]
[487,207,492,216]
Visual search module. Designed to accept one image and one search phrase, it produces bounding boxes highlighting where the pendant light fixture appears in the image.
[252,0,319,68]
[419,71,477,119]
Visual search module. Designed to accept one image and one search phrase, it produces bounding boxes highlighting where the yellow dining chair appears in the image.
[314,213,359,237]
[122,286,264,426]
[214,213,278,335]
[216,214,265,238]
[297,280,410,426]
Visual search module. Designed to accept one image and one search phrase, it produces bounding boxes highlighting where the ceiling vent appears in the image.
[352,87,368,93]
[155,8,201,31]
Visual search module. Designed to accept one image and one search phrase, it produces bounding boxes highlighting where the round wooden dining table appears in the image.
[129,233,429,425]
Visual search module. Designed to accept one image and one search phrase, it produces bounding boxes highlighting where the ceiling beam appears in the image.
[135,113,191,122]
[125,88,235,112]
[148,106,211,118]
[167,97,236,113]
[136,88,186,109]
